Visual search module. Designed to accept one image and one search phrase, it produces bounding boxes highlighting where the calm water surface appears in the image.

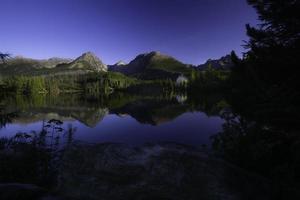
[0,93,225,146]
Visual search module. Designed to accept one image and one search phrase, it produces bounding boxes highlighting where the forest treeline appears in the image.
[0,72,137,95]
[0,73,192,96]
[0,67,227,96]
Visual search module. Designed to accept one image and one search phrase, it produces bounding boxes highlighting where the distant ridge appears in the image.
[197,55,233,70]
[0,52,107,76]
[0,51,234,77]
[7,56,72,69]
[0,56,72,75]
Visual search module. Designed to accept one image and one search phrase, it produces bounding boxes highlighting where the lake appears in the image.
[0,92,226,147]
[0,92,282,200]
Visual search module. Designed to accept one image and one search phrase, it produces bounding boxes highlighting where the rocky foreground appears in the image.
[0,143,271,200]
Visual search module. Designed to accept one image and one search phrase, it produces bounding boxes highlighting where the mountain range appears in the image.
[0,51,233,78]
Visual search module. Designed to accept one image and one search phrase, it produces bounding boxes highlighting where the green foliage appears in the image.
[189,67,229,91]
[149,57,191,76]
[0,72,138,96]
[124,78,185,97]
[2,76,46,95]
[80,72,137,94]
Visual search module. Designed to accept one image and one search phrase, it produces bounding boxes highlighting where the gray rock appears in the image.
[68,52,107,72]
[57,143,271,200]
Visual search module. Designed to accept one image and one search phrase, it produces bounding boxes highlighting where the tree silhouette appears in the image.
[244,0,300,85]
[229,0,300,116]
[0,52,11,64]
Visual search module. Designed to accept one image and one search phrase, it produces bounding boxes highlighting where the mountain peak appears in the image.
[72,52,107,72]
[114,61,127,66]
[148,51,172,60]
[81,51,96,57]
[144,51,166,58]
[149,51,161,56]
[77,52,98,61]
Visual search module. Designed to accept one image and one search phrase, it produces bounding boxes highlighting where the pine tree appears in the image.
[245,0,300,85]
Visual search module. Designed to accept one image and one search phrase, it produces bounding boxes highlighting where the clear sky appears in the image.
[0,0,258,65]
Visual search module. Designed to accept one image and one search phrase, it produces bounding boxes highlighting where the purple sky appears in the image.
[0,0,258,65]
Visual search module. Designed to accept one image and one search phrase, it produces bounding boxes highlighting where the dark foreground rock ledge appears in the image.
[0,143,271,200]
[58,143,270,200]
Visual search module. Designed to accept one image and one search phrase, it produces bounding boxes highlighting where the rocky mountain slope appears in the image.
[109,51,191,80]
[59,52,107,72]
[0,52,107,76]
[197,55,233,70]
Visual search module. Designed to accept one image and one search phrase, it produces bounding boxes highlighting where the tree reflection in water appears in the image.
[211,109,300,198]
[0,107,18,129]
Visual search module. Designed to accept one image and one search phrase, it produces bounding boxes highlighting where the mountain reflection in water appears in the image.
[0,92,226,146]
